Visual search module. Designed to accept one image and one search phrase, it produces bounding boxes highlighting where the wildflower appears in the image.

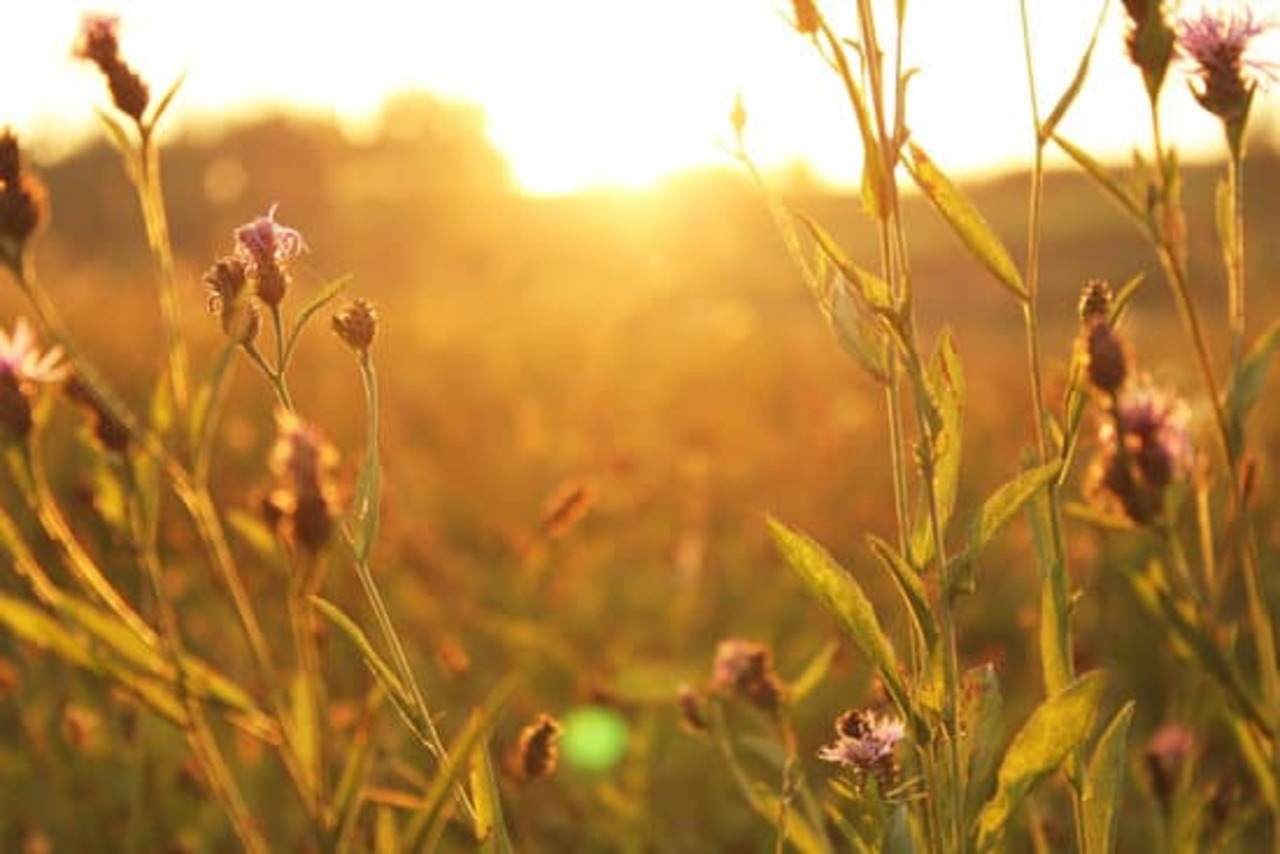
[64,375,130,455]
[1177,3,1276,132]
[510,714,562,781]
[73,14,149,122]
[1144,723,1195,809]
[709,638,785,712]
[203,255,259,343]
[818,708,905,792]
[234,205,307,307]
[0,318,67,440]
[677,684,709,733]
[1123,0,1177,99]
[792,0,821,35]
[332,299,377,353]
[1083,321,1129,395]
[0,131,49,267]
[266,410,341,554]
[1089,380,1194,524]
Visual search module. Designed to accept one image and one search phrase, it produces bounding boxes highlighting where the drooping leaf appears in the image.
[905,144,1026,301]
[974,671,1107,852]
[1083,701,1135,854]
[767,517,912,723]
[1224,318,1280,461]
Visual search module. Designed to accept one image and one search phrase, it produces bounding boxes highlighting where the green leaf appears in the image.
[974,671,1107,852]
[94,108,138,180]
[796,213,891,309]
[1053,135,1145,227]
[188,338,237,462]
[953,461,1061,578]
[282,273,355,366]
[1027,491,1071,696]
[1038,0,1110,142]
[866,535,938,653]
[226,509,282,564]
[1083,701,1135,854]
[788,641,841,705]
[767,517,911,723]
[910,330,965,567]
[1224,318,1280,461]
[905,144,1026,301]
[146,71,188,131]
[961,664,1003,826]
[470,740,513,853]
[828,279,890,383]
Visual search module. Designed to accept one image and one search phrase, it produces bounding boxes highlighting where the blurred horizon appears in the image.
[8,0,1280,195]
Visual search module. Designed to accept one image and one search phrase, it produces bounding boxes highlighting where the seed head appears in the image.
[819,708,905,792]
[267,410,341,554]
[510,714,562,781]
[1089,380,1194,525]
[73,14,149,122]
[709,638,785,712]
[1177,4,1276,129]
[332,299,377,352]
[234,205,307,307]
[0,318,67,440]
[0,131,49,267]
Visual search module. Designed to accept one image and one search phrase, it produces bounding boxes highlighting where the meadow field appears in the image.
[4,2,1280,852]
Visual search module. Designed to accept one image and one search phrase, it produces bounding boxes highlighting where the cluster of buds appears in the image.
[1079,281,1193,526]
[1176,4,1276,144]
[73,14,149,123]
[263,410,341,555]
[1123,0,1177,99]
[331,299,377,353]
[64,375,130,456]
[709,638,786,713]
[0,131,48,269]
[508,714,562,782]
[233,205,306,308]
[817,708,906,793]
[0,318,67,441]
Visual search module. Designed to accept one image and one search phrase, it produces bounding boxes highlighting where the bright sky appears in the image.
[3,1,1278,194]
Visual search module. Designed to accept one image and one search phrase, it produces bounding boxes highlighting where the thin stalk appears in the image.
[288,568,326,817]
[1227,150,1246,371]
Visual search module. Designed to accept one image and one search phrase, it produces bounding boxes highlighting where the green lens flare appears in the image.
[561,706,629,772]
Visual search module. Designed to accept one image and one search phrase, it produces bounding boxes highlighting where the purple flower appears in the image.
[819,709,905,790]
[234,204,307,272]
[0,318,67,385]
[1177,3,1278,120]
[1090,379,1194,524]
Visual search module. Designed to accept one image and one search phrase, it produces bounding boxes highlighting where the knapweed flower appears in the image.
[509,714,562,782]
[265,410,341,554]
[1124,0,1177,97]
[234,205,307,307]
[203,255,259,343]
[1089,380,1194,525]
[1177,3,1276,127]
[709,638,785,712]
[1144,723,1195,809]
[0,131,49,267]
[818,708,905,792]
[73,14,149,122]
[331,299,377,353]
[0,318,67,439]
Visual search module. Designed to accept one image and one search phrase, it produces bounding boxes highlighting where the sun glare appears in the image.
[4,1,1280,194]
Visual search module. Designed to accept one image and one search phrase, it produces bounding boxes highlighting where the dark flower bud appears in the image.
[0,131,49,266]
[1085,322,1128,395]
[509,714,562,781]
[332,299,377,352]
[709,638,785,712]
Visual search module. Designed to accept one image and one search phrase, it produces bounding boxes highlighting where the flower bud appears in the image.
[1085,321,1128,395]
[332,299,377,352]
[709,638,785,712]
[509,714,562,781]
[1077,279,1113,325]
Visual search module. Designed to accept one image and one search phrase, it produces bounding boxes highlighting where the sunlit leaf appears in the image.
[866,534,937,652]
[788,640,840,704]
[974,671,1107,852]
[910,329,964,567]
[1224,318,1280,462]
[952,461,1061,584]
[282,273,355,366]
[470,739,513,853]
[1053,135,1145,227]
[188,338,237,462]
[1083,701,1135,854]
[905,144,1026,301]
[146,71,188,131]
[1039,0,1110,142]
[961,663,1003,826]
[796,213,891,309]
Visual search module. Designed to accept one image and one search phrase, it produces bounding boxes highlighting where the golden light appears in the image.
[4,1,1279,194]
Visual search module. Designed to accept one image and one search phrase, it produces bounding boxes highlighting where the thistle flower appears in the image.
[0,318,67,439]
[331,299,377,353]
[266,410,341,554]
[73,13,149,122]
[202,255,259,343]
[1089,380,1194,525]
[709,638,785,712]
[233,206,307,307]
[1177,3,1276,131]
[818,708,905,792]
[509,714,562,781]
[0,131,49,267]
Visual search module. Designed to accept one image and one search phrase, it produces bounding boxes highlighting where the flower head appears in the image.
[1089,379,1194,524]
[710,638,785,712]
[234,205,306,307]
[819,708,905,791]
[1124,0,1178,97]
[0,318,67,439]
[509,714,562,782]
[331,299,377,353]
[0,131,49,266]
[203,255,259,343]
[266,410,341,554]
[1177,3,1277,126]
[73,13,148,121]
